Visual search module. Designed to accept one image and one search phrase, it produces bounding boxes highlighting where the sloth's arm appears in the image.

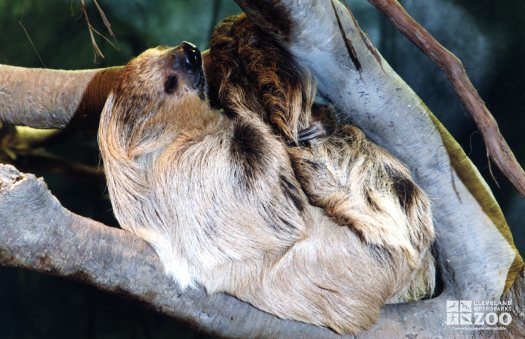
[288,124,433,259]
[0,65,121,131]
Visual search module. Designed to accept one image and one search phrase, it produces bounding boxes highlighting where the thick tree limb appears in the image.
[0,65,121,131]
[367,0,525,198]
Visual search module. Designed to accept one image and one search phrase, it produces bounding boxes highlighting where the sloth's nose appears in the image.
[173,41,201,72]
[181,41,201,69]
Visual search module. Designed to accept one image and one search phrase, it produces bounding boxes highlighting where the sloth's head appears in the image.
[124,41,205,98]
[102,42,216,149]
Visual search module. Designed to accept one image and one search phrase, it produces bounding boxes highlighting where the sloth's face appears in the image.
[122,42,205,99]
[110,42,217,139]
[163,42,206,99]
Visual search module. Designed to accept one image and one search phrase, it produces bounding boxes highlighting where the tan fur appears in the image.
[98,17,435,334]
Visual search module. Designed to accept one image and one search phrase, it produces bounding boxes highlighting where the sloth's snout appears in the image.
[181,41,201,70]
[172,41,204,94]
[173,41,202,73]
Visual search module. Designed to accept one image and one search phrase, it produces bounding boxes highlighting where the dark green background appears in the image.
[0,0,523,338]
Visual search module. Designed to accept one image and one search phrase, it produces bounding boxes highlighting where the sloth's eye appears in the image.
[164,75,178,94]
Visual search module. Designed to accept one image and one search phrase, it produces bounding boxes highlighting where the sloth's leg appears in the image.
[288,124,434,267]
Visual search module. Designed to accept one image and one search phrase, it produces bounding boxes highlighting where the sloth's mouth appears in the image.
[194,70,206,100]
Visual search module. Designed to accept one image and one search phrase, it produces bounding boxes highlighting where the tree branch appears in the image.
[367,0,525,197]
[0,65,121,131]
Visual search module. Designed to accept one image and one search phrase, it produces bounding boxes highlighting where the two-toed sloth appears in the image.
[98,15,435,334]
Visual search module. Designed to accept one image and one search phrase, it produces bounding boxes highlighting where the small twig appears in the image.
[468,130,479,157]
[19,148,105,180]
[80,0,119,63]
[18,20,46,67]
[93,0,119,49]
[368,0,525,197]
[487,149,501,189]
[81,0,105,62]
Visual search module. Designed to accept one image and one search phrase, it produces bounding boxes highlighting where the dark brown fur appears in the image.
[208,15,314,143]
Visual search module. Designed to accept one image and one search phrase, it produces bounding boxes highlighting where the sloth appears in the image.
[98,15,435,334]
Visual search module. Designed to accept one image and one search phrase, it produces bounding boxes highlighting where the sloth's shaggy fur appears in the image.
[98,15,435,334]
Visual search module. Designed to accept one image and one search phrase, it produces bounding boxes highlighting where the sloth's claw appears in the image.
[298,122,326,143]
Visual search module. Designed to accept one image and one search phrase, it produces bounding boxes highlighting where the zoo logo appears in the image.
[446,300,512,328]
